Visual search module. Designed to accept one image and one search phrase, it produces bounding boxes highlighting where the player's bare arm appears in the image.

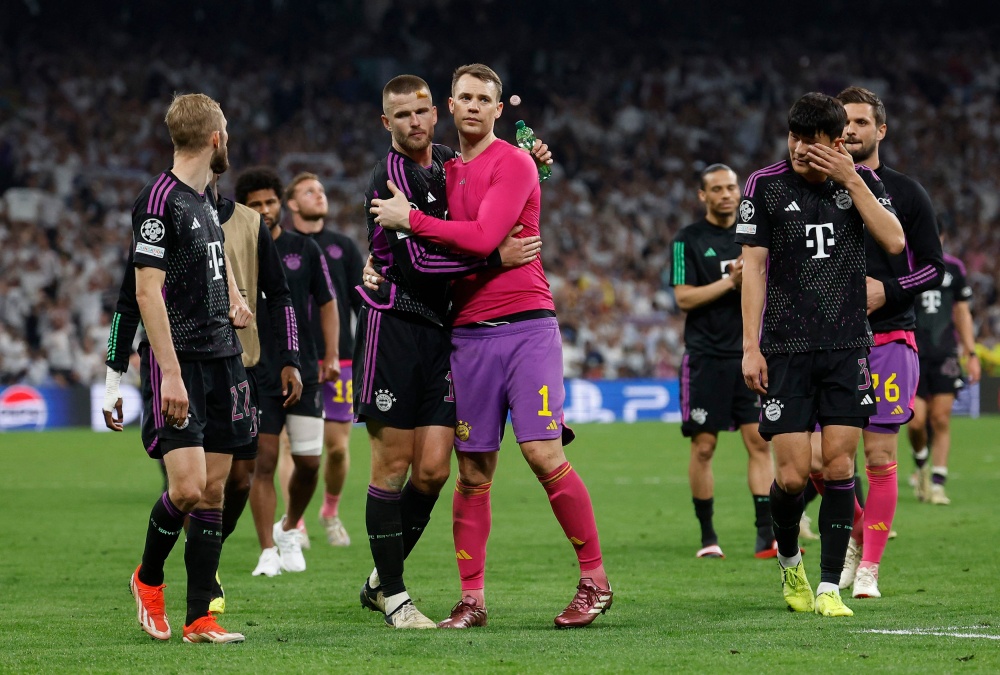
[806,142,904,254]
[318,299,341,382]
[674,257,742,311]
[740,245,768,395]
[224,252,253,328]
[135,265,188,427]
[954,300,981,383]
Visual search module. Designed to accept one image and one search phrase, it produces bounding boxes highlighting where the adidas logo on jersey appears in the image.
[546,420,559,431]
[861,394,874,405]
[784,201,801,212]
[192,217,201,229]
[891,405,905,415]
[426,192,437,203]
[704,248,717,257]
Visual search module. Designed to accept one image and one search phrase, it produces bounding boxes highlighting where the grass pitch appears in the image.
[1,419,999,673]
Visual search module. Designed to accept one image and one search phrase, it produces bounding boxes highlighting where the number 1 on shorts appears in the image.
[538,385,552,417]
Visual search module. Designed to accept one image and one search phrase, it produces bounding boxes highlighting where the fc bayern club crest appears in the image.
[375,389,396,412]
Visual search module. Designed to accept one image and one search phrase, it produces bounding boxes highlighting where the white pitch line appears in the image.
[863,628,1000,640]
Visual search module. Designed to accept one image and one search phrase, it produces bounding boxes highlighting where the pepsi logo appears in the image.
[0,385,49,430]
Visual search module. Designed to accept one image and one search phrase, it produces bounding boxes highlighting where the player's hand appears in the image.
[320,356,341,383]
[743,347,768,394]
[371,180,413,232]
[865,276,886,314]
[228,295,253,328]
[728,256,745,290]
[160,372,190,429]
[805,140,857,186]
[966,353,982,384]
[102,366,124,431]
[362,255,384,291]
[499,224,542,268]
[281,365,303,408]
[530,139,553,167]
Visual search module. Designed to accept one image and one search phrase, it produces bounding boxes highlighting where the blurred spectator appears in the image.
[1,1,998,383]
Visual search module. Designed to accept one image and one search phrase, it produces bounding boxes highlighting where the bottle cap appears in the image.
[515,120,526,129]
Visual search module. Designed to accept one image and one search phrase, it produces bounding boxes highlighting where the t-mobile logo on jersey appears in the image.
[921,290,942,313]
[207,241,225,280]
[805,223,835,259]
[719,259,738,279]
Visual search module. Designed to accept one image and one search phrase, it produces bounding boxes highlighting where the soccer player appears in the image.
[103,174,303,614]
[238,167,341,576]
[356,74,542,629]
[736,92,904,618]
[286,172,364,547]
[372,63,612,629]
[125,93,254,643]
[813,86,945,600]
[670,164,775,559]
[907,227,979,505]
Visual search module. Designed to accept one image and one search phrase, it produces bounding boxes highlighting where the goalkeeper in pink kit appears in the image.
[371,63,612,629]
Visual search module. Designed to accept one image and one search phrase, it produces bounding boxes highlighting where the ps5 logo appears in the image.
[805,223,835,259]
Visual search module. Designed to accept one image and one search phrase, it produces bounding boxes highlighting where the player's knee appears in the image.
[200,483,225,508]
[411,462,450,495]
[691,440,716,463]
[169,483,204,512]
[227,464,252,494]
[374,457,411,489]
[325,442,349,465]
[292,455,321,481]
[775,468,807,494]
[929,410,951,432]
[822,455,856,481]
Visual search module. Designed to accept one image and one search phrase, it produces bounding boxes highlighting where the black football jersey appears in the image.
[670,218,743,357]
[301,228,364,359]
[914,254,972,360]
[131,171,240,360]
[256,230,334,393]
[865,165,944,333]
[734,159,896,353]
[361,145,501,325]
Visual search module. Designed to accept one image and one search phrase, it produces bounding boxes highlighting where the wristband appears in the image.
[103,366,123,412]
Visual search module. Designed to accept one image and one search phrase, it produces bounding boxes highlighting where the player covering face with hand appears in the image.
[736,92,903,618]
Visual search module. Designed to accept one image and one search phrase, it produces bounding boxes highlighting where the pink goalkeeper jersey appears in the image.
[408,138,554,325]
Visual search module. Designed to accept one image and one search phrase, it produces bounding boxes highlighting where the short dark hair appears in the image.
[788,92,847,141]
[234,167,283,206]
[382,74,432,113]
[837,86,887,127]
[700,163,734,189]
[451,63,503,100]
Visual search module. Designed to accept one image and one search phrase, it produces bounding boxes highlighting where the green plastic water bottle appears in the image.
[515,120,552,182]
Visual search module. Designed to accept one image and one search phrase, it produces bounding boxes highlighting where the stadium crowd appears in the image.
[2,1,999,386]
